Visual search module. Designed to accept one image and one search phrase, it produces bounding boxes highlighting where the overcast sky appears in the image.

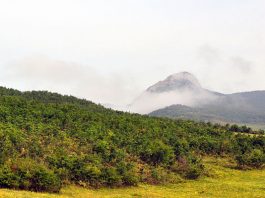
[0,0,265,105]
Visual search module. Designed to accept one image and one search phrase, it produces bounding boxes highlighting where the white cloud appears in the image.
[0,0,265,106]
[1,56,140,106]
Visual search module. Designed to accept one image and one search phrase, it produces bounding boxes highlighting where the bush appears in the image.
[0,159,61,193]
[101,167,122,186]
[174,139,189,157]
[117,162,139,186]
[141,140,175,165]
[172,155,204,179]
[75,164,102,187]
[0,165,20,189]
[122,172,139,186]
[184,164,204,179]
[236,149,265,168]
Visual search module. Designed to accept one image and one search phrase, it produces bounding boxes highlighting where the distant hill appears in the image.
[150,90,265,126]
[128,72,265,126]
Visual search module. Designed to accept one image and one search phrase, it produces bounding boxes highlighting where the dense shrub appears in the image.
[236,149,265,169]
[140,140,175,165]
[184,164,204,179]
[101,167,122,186]
[173,139,189,157]
[170,155,204,179]
[117,162,139,186]
[0,86,264,192]
[0,165,20,189]
[0,159,61,192]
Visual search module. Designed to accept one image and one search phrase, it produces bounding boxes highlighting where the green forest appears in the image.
[0,86,264,193]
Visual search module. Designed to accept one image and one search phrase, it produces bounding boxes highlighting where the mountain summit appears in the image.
[147,72,201,93]
[129,72,219,114]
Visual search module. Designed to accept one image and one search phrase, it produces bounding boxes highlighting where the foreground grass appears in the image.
[0,158,264,198]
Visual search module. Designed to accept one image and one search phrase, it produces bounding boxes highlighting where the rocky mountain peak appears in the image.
[147,72,201,93]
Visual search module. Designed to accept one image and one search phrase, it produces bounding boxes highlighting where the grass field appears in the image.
[0,157,264,198]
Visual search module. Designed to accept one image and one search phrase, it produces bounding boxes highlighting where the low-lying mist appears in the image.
[128,88,220,114]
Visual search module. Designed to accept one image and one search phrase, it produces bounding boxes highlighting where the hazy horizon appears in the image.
[1,0,265,106]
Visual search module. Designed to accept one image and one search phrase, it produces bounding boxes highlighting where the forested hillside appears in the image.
[0,86,264,193]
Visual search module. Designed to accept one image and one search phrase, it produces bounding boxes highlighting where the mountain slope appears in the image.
[148,84,265,125]
[150,102,265,124]
[0,86,263,193]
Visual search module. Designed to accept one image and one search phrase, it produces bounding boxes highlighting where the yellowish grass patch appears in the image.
[1,157,264,198]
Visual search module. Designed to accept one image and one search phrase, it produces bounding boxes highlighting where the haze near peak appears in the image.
[129,72,219,114]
